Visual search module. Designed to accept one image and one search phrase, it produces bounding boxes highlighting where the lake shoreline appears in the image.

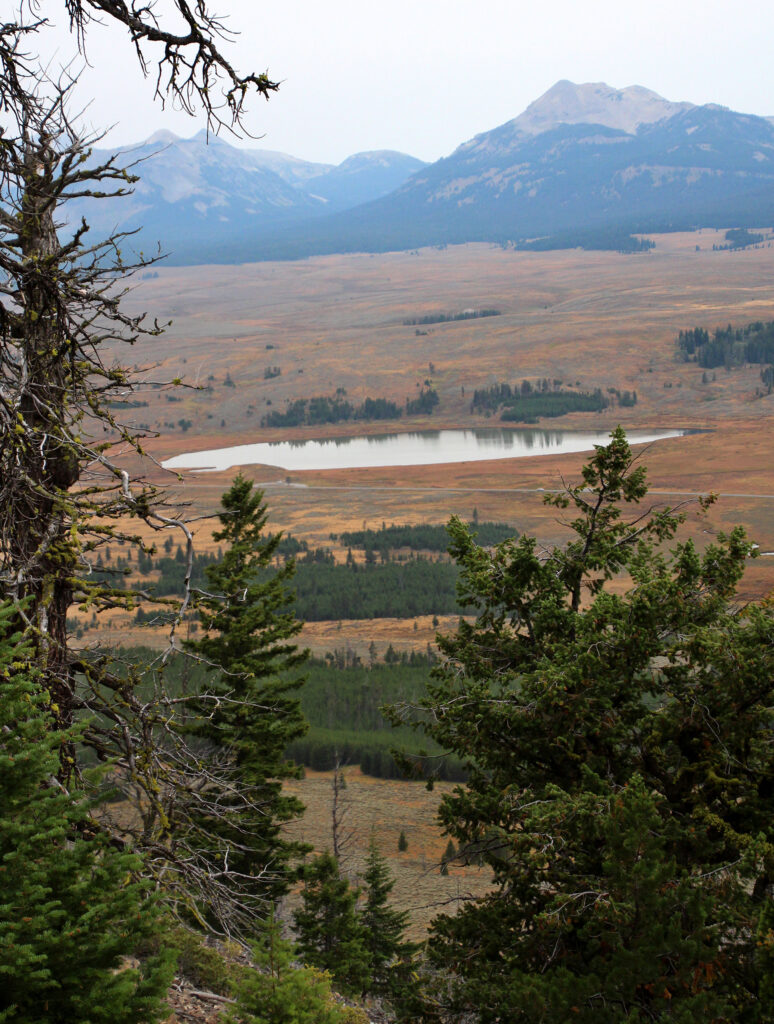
[163,426,692,474]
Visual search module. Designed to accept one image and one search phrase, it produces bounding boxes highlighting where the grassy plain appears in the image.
[282,768,491,940]
[108,228,774,609]
[92,231,774,644]
[87,232,774,935]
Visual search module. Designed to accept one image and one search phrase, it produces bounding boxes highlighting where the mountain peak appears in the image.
[509,80,693,136]
[143,129,181,146]
[336,150,427,171]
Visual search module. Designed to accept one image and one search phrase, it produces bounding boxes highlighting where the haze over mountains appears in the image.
[72,81,774,264]
[69,131,426,256]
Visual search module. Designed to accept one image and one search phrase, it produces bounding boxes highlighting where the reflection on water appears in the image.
[162,427,687,474]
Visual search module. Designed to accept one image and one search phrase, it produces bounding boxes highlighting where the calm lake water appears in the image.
[163,428,687,473]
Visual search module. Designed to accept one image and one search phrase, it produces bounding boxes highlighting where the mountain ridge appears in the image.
[66,81,774,264]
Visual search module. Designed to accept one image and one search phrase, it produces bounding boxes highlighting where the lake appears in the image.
[162,427,688,473]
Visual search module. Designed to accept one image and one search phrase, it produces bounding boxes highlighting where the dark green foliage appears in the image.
[152,541,474,624]
[499,387,608,421]
[285,657,466,781]
[356,396,402,420]
[147,549,218,593]
[288,728,464,781]
[715,227,765,250]
[360,840,416,997]
[293,853,370,996]
[272,533,309,557]
[333,520,515,554]
[225,911,363,1024]
[105,649,464,781]
[261,393,402,428]
[187,475,309,907]
[615,387,637,407]
[411,429,774,1022]
[405,387,439,415]
[678,318,774,368]
[471,379,613,421]
[403,309,500,325]
[0,606,174,1023]
[152,536,304,595]
[172,928,239,996]
[290,557,469,620]
[470,381,521,414]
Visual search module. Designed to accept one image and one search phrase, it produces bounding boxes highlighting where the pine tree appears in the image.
[360,838,416,997]
[407,428,774,1022]
[0,605,174,1023]
[293,852,370,995]
[187,474,309,914]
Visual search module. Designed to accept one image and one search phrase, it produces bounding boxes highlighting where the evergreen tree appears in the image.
[226,910,366,1024]
[360,839,416,997]
[187,475,309,912]
[293,852,370,995]
[409,428,774,1022]
[0,605,174,1023]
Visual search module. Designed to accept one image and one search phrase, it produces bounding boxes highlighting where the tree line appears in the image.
[131,546,468,621]
[471,378,618,422]
[712,227,767,250]
[261,392,402,428]
[403,308,501,325]
[289,557,469,620]
[288,655,466,780]
[260,387,441,428]
[333,519,516,552]
[678,318,774,368]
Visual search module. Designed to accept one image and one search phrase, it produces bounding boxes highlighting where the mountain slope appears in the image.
[235,82,774,263]
[68,82,774,265]
[64,131,327,256]
[63,132,424,259]
[301,151,427,210]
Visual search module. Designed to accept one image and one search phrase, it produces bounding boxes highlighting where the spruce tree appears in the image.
[360,838,416,997]
[0,605,174,1023]
[406,428,774,1022]
[187,474,309,915]
[293,852,370,995]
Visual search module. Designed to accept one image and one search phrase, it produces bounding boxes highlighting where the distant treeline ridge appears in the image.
[402,308,500,325]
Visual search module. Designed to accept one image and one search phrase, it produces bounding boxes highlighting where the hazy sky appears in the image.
[35,0,774,164]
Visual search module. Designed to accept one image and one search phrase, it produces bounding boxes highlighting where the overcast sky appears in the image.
[36,0,774,165]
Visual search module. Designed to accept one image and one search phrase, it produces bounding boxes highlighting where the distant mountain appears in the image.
[64,131,425,258]
[498,79,693,137]
[302,151,427,211]
[65,130,326,254]
[229,81,774,264]
[69,83,774,264]
[359,89,774,245]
